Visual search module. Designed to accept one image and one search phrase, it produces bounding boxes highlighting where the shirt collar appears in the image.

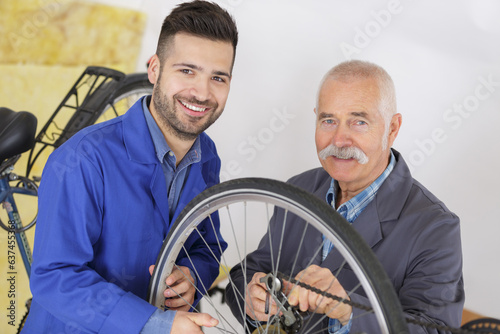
[142,96,201,167]
[326,150,396,222]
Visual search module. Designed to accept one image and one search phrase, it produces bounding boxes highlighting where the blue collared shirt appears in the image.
[322,151,396,333]
[142,96,201,220]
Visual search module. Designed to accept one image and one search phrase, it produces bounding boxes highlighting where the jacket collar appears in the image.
[373,149,413,222]
[348,149,412,245]
[122,97,157,164]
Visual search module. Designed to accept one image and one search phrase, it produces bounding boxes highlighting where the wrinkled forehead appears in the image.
[317,77,382,112]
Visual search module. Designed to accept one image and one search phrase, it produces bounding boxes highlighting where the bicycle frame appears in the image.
[0,173,35,277]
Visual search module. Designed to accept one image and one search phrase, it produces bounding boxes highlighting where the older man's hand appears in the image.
[245,272,282,321]
[287,265,352,325]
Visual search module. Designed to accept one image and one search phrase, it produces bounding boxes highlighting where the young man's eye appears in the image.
[181,69,193,74]
[212,76,225,83]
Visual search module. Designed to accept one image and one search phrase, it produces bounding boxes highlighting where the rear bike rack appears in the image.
[26,66,126,176]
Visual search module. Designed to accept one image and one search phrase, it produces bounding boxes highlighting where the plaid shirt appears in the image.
[322,150,396,333]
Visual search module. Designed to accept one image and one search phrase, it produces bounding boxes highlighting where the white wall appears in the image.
[99,0,500,318]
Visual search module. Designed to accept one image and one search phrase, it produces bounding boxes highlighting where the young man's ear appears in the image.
[147,54,160,85]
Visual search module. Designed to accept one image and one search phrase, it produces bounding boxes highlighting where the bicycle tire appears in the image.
[16,298,31,334]
[461,318,500,333]
[147,178,408,334]
[90,72,153,124]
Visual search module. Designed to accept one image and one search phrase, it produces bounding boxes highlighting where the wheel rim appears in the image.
[148,178,408,334]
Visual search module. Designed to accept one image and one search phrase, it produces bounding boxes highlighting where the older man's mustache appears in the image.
[318,144,369,165]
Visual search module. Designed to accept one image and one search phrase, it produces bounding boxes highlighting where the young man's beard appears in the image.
[152,82,222,141]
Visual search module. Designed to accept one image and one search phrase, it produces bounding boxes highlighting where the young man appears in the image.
[228,60,464,333]
[22,1,238,333]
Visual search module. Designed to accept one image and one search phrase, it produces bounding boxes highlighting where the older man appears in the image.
[227,60,464,333]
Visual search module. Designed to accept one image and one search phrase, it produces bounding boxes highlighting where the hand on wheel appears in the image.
[171,311,218,332]
[149,265,196,311]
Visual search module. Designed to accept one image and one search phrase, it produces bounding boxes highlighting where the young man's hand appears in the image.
[149,265,196,311]
[171,311,218,333]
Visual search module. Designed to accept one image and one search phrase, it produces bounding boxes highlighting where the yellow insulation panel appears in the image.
[0,0,146,71]
[0,1,146,332]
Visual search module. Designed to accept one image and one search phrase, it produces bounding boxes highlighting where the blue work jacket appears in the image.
[23,98,225,333]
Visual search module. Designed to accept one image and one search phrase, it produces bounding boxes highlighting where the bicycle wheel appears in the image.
[93,73,153,123]
[148,178,408,334]
[0,174,38,233]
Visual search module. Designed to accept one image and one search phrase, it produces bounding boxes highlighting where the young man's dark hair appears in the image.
[156,0,238,70]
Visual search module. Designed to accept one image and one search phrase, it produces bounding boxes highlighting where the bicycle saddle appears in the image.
[0,107,37,162]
